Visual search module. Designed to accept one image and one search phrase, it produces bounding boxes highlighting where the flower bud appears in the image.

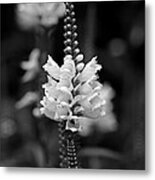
[76,62,85,72]
[64,55,73,61]
[75,54,84,62]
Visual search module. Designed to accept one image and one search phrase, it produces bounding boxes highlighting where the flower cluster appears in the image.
[16,3,65,30]
[40,54,115,135]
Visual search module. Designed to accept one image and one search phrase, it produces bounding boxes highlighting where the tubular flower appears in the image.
[40,54,115,134]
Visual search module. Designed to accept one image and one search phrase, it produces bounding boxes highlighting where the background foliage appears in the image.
[0,1,145,169]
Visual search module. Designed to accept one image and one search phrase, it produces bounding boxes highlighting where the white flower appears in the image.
[21,48,40,83]
[77,56,102,83]
[16,3,65,30]
[43,56,60,80]
[40,54,116,135]
[40,55,75,121]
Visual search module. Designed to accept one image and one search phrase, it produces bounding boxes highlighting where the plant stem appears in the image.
[58,2,81,169]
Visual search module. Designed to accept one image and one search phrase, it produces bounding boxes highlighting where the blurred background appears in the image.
[0,1,145,169]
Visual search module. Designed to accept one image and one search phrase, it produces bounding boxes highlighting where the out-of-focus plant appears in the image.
[40,2,117,168]
[16,3,65,31]
[21,48,40,83]
[14,3,66,167]
[15,91,39,109]
[16,3,65,114]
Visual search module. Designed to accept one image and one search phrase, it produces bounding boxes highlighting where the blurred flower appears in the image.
[15,92,39,109]
[96,113,117,133]
[0,118,17,138]
[21,48,40,83]
[40,54,116,135]
[32,107,42,118]
[16,3,65,30]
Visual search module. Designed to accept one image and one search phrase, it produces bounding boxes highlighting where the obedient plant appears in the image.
[40,2,115,168]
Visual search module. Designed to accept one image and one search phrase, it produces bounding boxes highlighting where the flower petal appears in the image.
[77,82,93,95]
[61,58,76,78]
[40,107,56,120]
[78,56,102,82]
[43,55,60,80]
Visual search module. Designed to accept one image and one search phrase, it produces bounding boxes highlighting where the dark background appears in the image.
[0,1,145,169]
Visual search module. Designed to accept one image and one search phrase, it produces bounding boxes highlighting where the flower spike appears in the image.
[40,2,116,168]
